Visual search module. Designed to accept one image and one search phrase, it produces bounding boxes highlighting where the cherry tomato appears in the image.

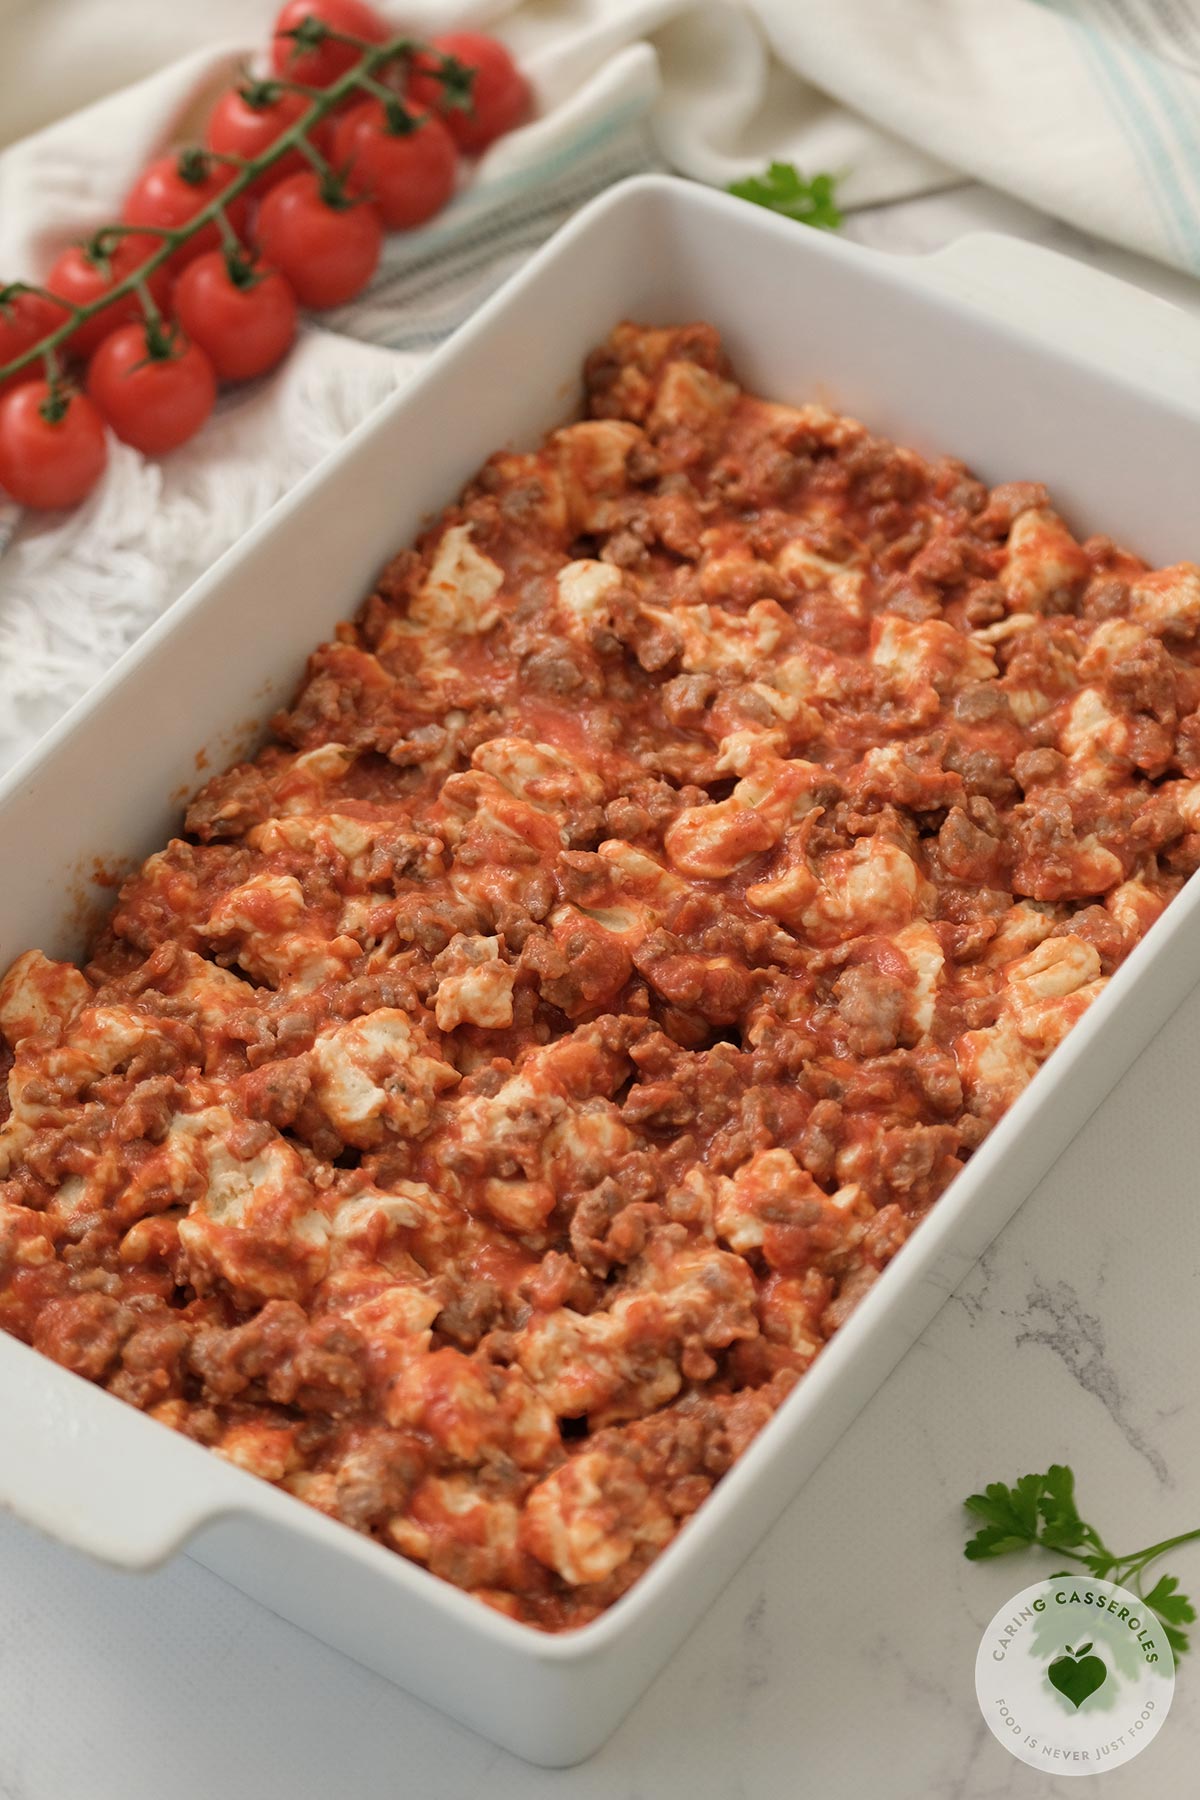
[255,172,382,309]
[46,237,173,361]
[271,0,389,87]
[409,32,531,155]
[87,323,216,455]
[331,101,457,230]
[0,381,107,509]
[204,83,329,196]
[174,251,298,382]
[0,291,69,396]
[122,152,250,271]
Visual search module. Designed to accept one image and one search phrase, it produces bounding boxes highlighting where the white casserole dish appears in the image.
[2,174,1200,1767]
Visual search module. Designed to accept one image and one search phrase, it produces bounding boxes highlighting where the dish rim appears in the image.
[3,172,1200,1665]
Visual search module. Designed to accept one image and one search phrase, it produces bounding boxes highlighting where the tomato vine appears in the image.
[0,19,472,397]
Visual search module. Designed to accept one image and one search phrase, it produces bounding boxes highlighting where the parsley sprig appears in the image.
[726,162,842,231]
[963,1464,1200,1657]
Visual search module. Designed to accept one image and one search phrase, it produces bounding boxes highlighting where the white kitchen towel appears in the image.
[4,0,1200,771]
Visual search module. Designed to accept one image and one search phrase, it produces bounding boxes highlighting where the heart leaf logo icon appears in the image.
[1047,1643,1108,1709]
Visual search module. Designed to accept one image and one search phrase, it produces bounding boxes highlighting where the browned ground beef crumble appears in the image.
[1,321,1198,1628]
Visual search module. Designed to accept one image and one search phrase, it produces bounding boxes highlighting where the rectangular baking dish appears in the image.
[3,175,1200,1768]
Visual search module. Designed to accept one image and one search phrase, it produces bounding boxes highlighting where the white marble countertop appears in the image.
[4,181,1200,1800]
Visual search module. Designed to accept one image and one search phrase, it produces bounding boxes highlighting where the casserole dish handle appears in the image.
[916,230,1200,406]
[0,1337,243,1568]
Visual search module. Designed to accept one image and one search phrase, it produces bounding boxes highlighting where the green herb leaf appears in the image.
[1037,1463,1087,1549]
[1144,1570,1196,1655]
[726,162,842,231]
[963,1466,1199,1660]
[962,1473,1047,1553]
[964,1522,1033,1561]
[1143,1573,1196,1625]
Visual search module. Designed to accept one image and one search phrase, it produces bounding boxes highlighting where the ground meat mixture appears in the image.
[2,321,1198,1630]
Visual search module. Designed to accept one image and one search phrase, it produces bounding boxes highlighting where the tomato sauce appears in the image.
[0,321,1196,1628]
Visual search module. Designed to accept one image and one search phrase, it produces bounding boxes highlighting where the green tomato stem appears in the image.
[295,131,336,180]
[0,28,421,387]
[1,279,85,324]
[213,204,243,257]
[357,73,397,105]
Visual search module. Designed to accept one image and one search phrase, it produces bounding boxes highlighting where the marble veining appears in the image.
[1014,1279,1169,1482]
